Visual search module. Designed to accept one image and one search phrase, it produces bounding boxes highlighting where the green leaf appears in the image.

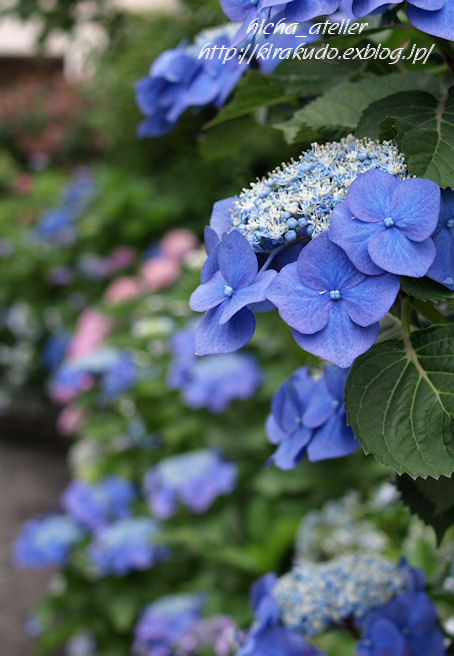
[276,72,440,143]
[357,87,454,187]
[397,474,454,543]
[345,324,454,479]
[400,276,454,303]
[206,59,364,128]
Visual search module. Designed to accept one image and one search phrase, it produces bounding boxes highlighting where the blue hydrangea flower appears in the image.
[41,333,71,371]
[265,368,315,470]
[347,0,454,41]
[190,231,277,354]
[87,517,168,576]
[135,25,247,137]
[133,594,204,656]
[427,188,454,290]
[31,169,95,246]
[100,351,137,400]
[329,170,440,278]
[13,514,84,568]
[167,324,262,412]
[303,364,358,461]
[273,555,416,636]
[143,450,237,518]
[266,232,400,367]
[237,573,325,656]
[357,591,445,656]
[61,477,136,531]
[225,136,407,252]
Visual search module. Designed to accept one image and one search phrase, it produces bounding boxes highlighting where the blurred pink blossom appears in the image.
[67,308,112,358]
[108,246,136,272]
[104,277,142,304]
[56,404,85,435]
[140,256,181,291]
[160,229,199,261]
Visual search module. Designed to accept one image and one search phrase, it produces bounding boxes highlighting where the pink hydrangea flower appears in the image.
[160,229,199,261]
[67,308,113,358]
[56,404,85,435]
[108,246,136,272]
[104,277,142,304]
[140,256,181,291]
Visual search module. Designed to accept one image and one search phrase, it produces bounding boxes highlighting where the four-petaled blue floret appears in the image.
[266,232,400,367]
[329,169,440,278]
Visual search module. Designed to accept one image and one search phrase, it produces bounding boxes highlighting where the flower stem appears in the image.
[259,245,285,273]
[433,37,454,76]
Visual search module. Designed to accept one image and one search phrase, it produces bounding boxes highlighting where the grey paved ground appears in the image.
[0,437,68,655]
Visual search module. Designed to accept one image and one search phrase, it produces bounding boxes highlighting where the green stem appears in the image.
[433,37,454,76]
[401,296,412,342]
[413,299,450,325]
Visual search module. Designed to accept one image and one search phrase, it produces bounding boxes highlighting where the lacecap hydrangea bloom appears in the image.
[87,517,168,576]
[13,514,84,568]
[294,491,387,562]
[191,137,408,361]
[236,573,325,656]
[266,365,357,469]
[144,450,237,519]
[345,0,454,41]
[167,324,262,412]
[133,594,204,656]
[61,477,136,531]
[273,554,415,635]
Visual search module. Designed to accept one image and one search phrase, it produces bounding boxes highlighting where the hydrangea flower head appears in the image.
[226,136,406,252]
[167,325,262,412]
[100,351,137,400]
[144,450,237,518]
[427,188,454,290]
[237,573,325,656]
[13,514,83,568]
[273,554,415,636]
[190,231,277,354]
[347,0,454,41]
[135,25,246,137]
[133,594,204,656]
[357,591,445,656]
[178,615,238,656]
[295,491,387,563]
[61,477,136,531]
[87,517,167,575]
[329,169,440,277]
[266,232,400,367]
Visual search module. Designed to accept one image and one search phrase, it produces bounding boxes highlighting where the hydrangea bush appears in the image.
[7,0,454,654]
